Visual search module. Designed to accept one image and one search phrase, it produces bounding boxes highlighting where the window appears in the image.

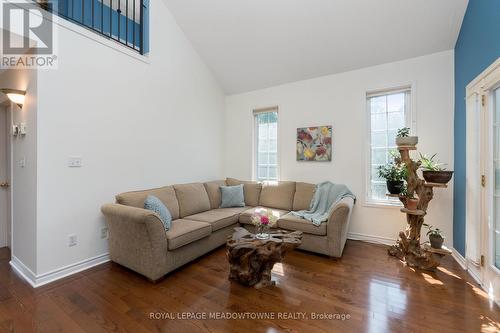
[367,87,411,204]
[254,108,278,182]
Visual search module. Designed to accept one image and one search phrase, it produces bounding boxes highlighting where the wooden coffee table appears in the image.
[226,227,302,289]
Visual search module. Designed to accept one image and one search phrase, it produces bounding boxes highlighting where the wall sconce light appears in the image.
[1,89,26,108]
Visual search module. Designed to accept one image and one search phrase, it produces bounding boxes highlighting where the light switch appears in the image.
[19,123,26,135]
[68,156,82,167]
[12,124,19,136]
[19,157,25,168]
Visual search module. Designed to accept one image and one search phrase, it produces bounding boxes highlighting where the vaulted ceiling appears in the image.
[164,0,469,94]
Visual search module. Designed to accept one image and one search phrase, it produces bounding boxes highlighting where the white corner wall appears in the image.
[34,0,225,275]
[0,68,38,273]
[225,50,454,246]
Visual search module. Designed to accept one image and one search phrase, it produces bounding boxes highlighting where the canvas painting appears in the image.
[296,126,332,161]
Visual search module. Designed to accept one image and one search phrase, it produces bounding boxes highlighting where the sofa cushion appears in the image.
[239,206,289,225]
[165,219,211,250]
[220,185,245,208]
[293,182,316,211]
[185,207,247,232]
[173,183,211,218]
[278,213,326,236]
[204,180,226,209]
[259,181,296,210]
[116,185,180,220]
[226,178,262,207]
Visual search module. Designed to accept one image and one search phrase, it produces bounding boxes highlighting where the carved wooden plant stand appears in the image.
[226,227,302,289]
[387,145,451,271]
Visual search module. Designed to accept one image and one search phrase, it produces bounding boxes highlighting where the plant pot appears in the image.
[395,136,418,147]
[406,198,419,210]
[386,180,404,195]
[422,170,454,184]
[429,234,444,249]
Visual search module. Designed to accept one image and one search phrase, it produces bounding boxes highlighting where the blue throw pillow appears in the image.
[220,184,245,208]
[144,195,172,231]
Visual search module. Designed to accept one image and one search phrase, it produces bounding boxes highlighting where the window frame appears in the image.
[253,107,279,182]
[364,84,416,208]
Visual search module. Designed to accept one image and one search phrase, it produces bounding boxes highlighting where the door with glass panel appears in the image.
[491,87,500,273]
[467,60,500,305]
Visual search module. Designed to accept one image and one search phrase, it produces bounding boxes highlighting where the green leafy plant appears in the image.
[400,185,415,199]
[377,162,407,182]
[396,127,410,137]
[423,224,443,238]
[419,153,446,171]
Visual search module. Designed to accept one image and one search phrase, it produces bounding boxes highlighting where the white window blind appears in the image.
[254,108,278,181]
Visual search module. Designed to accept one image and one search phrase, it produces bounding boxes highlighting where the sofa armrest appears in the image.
[101,203,168,281]
[326,197,355,257]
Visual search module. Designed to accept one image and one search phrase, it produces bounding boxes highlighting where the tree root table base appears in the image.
[388,234,452,271]
[226,227,302,289]
[387,145,452,271]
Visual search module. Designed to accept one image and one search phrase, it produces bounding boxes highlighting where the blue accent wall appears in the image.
[454,0,500,256]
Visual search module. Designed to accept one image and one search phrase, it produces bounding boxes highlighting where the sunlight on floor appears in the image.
[465,281,490,300]
[421,272,443,285]
[272,263,284,276]
[437,266,462,280]
[480,314,500,333]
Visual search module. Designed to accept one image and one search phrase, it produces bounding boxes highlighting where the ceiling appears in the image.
[164,0,468,94]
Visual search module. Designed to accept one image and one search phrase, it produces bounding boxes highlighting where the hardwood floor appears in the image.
[0,241,499,333]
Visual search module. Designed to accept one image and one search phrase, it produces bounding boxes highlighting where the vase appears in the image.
[256,224,270,240]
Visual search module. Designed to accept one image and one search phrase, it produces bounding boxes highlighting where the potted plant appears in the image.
[423,224,444,249]
[395,127,418,147]
[377,162,407,194]
[419,153,454,184]
[401,186,419,210]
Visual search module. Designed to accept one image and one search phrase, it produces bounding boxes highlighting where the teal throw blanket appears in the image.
[291,181,355,226]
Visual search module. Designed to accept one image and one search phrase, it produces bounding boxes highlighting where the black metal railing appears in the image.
[34,0,146,54]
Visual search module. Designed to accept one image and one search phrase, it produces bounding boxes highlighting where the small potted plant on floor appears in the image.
[377,162,407,195]
[419,153,454,184]
[423,224,444,249]
[395,127,418,147]
[400,186,419,210]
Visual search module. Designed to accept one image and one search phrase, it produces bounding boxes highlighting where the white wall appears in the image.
[33,0,225,274]
[0,68,38,272]
[225,50,455,246]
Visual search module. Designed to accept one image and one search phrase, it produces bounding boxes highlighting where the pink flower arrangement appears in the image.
[251,209,278,227]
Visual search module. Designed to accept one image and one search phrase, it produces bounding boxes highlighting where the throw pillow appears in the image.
[220,185,245,208]
[144,195,172,230]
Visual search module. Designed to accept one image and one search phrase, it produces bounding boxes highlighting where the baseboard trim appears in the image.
[10,256,37,288]
[10,253,110,288]
[450,247,467,270]
[347,232,396,246]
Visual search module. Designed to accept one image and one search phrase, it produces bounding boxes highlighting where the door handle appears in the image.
[0,182,9,188]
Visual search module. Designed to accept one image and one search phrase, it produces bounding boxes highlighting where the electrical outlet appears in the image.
[100,227,109,239]
[68,234,77,247]
[68,156,83,168]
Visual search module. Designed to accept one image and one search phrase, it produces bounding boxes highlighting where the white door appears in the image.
[484,85,500,304]
[466,58,500,306]
[0,105,10,248]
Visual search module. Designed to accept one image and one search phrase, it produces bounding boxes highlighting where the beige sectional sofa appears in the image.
[101,178,355,281]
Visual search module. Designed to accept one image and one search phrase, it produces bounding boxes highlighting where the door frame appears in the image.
[0,102,13,249]
[466,57,500,305]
